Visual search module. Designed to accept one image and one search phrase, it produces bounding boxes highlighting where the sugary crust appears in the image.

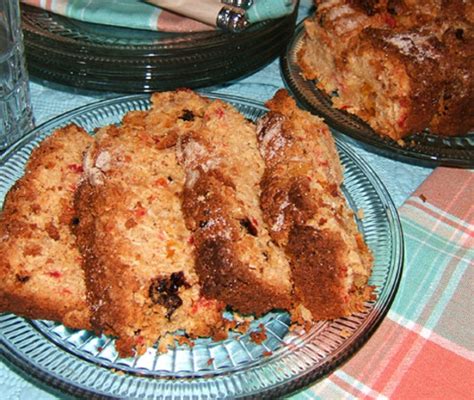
[0,125,93,329]
[262,89,343,183]
[180,136,292,315]
[348,26,445,139]
[429,20,474,135]
[177,98,293,315]
[74,175,113,333]
[298,0,474,138]
[258,91,343,247]
[258,90,373,320]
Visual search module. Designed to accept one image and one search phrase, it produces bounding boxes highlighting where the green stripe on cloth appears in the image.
[65,0,162,30]
[246,0,295,23]
[392,216,473,330]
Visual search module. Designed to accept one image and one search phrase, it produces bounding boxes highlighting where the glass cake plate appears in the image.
[281,21,474,168]
[0,93,403,399]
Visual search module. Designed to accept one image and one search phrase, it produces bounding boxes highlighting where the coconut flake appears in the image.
[327,4,353,21]
[385,32,440,62]
[257,115,286,160]
[271,198,290,232]
[95,150,111,171]
[334,14,367,35]
[186,169,200,188]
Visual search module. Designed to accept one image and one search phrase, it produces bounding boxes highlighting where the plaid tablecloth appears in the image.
[295,167,474,399]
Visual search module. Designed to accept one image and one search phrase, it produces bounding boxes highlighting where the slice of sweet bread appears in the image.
[75,108,227,357]
[0,125,93,330]
[257,90,374,320]
[171,93,293,316]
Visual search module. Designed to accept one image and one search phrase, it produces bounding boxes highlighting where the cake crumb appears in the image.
[112,369,125,376]
[157,334,176,353]
[396,139,406,147]
[176,335,195,348]
[249,323,267,344]
[340,328,351,338]
[234,321,251,335]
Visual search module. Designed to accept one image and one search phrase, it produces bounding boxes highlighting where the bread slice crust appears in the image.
[75,111,226,357]
[0,125,93,330]
[257,90,374,320]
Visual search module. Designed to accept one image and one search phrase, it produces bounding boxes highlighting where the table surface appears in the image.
[0,1,450,399]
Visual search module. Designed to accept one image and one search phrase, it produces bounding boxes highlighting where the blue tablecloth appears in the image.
[0,1,434,398]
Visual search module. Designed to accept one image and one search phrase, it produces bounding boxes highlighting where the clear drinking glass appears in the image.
[0,0,34,150]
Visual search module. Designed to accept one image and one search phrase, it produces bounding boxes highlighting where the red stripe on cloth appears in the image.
[21,0,42,7]
[339,319,415,395]
[22,0,51,9]
[156,10,214,32]
[404,198,473,236]
[338,318,473,398]
[329,372,384,398]
[390,340,474,399]
[369,330,424,397]
[390,311,474,361]
[411,168,473,222]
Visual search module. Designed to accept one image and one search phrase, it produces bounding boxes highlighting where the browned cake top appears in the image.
[300,0,473,138]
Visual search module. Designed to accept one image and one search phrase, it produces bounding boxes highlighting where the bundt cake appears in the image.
[298,0,474,140]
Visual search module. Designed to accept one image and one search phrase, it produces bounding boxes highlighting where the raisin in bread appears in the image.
[257,90,374,320]
[75,106,226,357]
[0,125,93,330]
[298,0,473,140]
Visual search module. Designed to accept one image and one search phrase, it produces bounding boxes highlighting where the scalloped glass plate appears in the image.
[21,5,297,92]
[0,93,403,399]
[281,21,474,168]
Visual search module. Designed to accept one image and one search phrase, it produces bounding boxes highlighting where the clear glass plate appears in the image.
[21,5,297,92]
[0,92,403,399]
[281,21,474,168]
